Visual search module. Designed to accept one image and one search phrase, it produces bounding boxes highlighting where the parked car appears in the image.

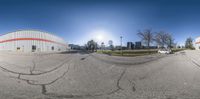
[158,49,172,54]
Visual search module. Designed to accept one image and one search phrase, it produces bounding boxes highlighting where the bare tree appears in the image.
[165,33,174,49]
[137,29,154,49]
[155,31,174,49]
[155,31,167,48]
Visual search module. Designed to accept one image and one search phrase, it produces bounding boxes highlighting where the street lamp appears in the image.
[120,36,123,56]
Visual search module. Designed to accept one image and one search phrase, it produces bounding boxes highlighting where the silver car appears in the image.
[158,49,172,54]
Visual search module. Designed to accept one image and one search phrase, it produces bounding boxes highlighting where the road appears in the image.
[0,50,200,99]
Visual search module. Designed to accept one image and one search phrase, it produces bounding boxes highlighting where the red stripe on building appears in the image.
[0,38,67,46]
[196,42,200,44]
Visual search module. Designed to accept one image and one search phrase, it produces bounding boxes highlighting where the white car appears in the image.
[158,49,171,54]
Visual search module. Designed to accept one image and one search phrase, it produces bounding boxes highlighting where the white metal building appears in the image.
[0,30,68,52]
[195,37,200,50]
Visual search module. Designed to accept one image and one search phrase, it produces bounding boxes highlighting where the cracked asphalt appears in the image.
[0,50,200,99]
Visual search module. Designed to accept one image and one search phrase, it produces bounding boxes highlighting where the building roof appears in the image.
[1,29,55,37]
[0,29,65,41]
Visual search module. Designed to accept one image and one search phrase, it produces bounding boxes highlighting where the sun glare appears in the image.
[89,29,116,45]
[93,30,106,42]
[96,34,103,41]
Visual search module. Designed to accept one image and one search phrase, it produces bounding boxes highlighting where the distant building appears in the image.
[80,46,86,50]
[115,46,121,50]
[122,46,127,50]
[108,40,114,50]
[143,46,158,49]
[135,41,142,49]
[127,42,134,50]
[68,44,80,50]
[150,46,158,49]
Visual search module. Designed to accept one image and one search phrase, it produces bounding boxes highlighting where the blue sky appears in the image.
[0,0,200,46]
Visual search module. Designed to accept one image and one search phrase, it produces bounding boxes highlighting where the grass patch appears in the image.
[97,50,158,57]
[97,48,185,57]
[171,48,186,52]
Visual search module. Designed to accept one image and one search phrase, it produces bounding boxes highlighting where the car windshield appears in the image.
[0,0,199,99]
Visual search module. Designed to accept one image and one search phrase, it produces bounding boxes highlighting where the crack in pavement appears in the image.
[128,79,136,92]
[106,68,127,95]
[80,54,92,61]
[8,62,128,98]
[116,68,126,90]
[8,63,71,97]
[41,68,128,98]
[30,60,36,74]
[0,54,74,76]
[10,64,70,85]
[0,53,135,98]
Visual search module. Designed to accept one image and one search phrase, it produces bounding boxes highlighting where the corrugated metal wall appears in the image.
[195,37,200,50]
[0,30,68,52]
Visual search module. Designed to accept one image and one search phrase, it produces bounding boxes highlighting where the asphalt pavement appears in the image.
[0,50,200,99]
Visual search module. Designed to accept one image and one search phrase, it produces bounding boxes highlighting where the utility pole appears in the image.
[120,36,123,56]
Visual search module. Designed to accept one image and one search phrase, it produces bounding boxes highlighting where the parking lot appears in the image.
[0,50,200,99]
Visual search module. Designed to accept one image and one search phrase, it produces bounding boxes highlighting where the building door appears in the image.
[51,46,54,51]
[32,45,36,52]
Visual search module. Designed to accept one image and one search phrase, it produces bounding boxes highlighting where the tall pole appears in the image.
[120,36,123,56]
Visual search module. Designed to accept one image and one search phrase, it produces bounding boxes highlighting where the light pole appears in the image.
[120,36,123,56]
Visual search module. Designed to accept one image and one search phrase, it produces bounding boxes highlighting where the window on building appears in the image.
[32,45,36,52]
[52,46,54,51]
